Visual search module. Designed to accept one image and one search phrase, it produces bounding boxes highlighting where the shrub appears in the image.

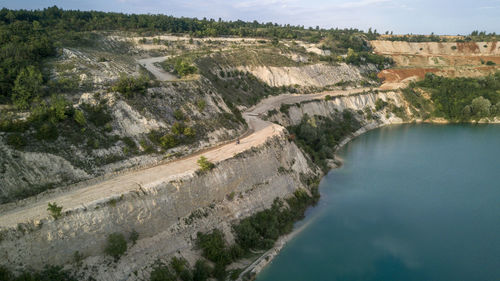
[104,233,127,260]
[197,156,215,172]
[150,264,176,281]
[160,134,177,149]
[174,109,184,120]
[192,260,211,281]
[171,122,185,136]
[11,66,43,109]
[73,109,86,126]
[486,61,496,66]
[375,98,388,111]
[47,202,63,220]
[170,257,188,274]
[325,95,332,101]
[197,99,206,111]
[112,75,149,98]
[183,127,196,138]
[280,104,291,114]
[174,59,197,77]
[6,133,26,149]
[81,103,112,127]
[196,230,231,266]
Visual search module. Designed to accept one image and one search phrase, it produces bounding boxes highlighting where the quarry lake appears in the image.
[257,124,500,281]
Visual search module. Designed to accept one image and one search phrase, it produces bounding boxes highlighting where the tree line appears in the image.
[0,6,377,105]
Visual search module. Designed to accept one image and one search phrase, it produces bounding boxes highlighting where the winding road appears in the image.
[137,56,177,81]
[0,59,372,228]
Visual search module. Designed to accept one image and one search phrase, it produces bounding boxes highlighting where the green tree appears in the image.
[104,233,127,260]
[174,59,197,77]
[150,264,176,281]
[112,75,149,97]
[192,260,211,281]
[6,133,26,149]
[160,134,177,149]
[48,94,69,124]
[196,99,206,111]
[183,127,196,138]
[11,66,43,109]
[196,230,230,265]
[74,109,86,126]
[197,156,215,172]
[471,96,491,118]
[170,257,188,275]
[47,202,63,220]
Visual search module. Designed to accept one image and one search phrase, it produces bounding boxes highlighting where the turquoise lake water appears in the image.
[257,124,500,281]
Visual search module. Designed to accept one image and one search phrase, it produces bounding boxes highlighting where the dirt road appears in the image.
[0,87,372,228]
[137,56,177,81]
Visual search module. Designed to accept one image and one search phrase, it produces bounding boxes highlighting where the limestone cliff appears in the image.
[0,134,317,281]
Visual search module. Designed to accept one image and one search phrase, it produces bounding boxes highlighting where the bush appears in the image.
[47,202,63,220]
[159,133,177,149]
[486,60,496,66]
[104,233,127,260]
[196,230,231,266]
[174,109,184,120]
[81,103,112,127]
[192,260,211,281]
[375,98,388,111]
[6,133,26,149]
[170,257,188,275]
[325,95,332,101]
[150,264,176,281]
[112,75,149,98]
[197,156,215,172]
[11,66,43,109]
[174,59,197,77]
[73,109,86,126]
[36,122,59,140]
[197,99,206,111]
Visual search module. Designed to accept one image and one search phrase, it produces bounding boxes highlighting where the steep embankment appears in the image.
[1,134,315,280]
[239,63,377,87]
[0,86,411,280]
[371,40,500,89]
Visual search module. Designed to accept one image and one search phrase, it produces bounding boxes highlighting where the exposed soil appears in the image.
[371,40,500,89]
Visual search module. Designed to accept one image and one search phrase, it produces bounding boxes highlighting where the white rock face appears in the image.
[0,136,316,281]
[239,63,377,87]
[111,100,167,137]
[270,91,406,127]
[0,140,90,202]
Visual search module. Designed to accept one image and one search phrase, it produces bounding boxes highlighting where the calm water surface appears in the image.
[257,124,500,281]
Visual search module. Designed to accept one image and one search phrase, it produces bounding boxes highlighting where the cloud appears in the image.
[338,0,393,9]
[232,0,297,9]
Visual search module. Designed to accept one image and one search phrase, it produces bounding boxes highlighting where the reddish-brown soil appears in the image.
[371,40,500,88]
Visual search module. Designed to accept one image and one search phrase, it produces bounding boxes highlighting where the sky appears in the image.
[3,0,500,35]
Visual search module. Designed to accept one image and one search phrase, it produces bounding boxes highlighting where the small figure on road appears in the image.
[236,138,240,144]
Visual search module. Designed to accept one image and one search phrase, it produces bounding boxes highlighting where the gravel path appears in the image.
[0,87,372,228]
[137,56,177,81]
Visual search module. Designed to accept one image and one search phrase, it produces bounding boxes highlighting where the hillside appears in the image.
[372,40,500,89]
[1,7,500,281]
